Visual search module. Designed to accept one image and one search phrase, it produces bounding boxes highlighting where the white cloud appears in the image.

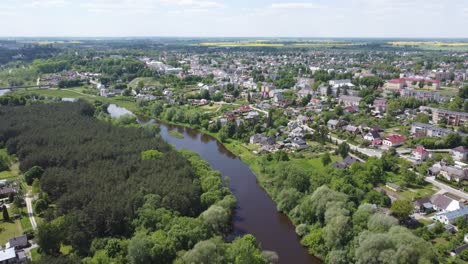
[160,0,225,9]
[23,0,67,8]
[270,2,322,10]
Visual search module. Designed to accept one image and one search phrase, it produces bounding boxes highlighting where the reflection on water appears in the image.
[107,104,134,118]
[156,120,320,264]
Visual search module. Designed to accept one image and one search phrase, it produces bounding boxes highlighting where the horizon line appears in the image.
[1,36,468,40]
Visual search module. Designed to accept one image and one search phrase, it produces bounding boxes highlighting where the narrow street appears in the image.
[425,176,468,200]
[25,193,37,230]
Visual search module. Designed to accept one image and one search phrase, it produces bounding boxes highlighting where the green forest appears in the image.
[0,101,269,263]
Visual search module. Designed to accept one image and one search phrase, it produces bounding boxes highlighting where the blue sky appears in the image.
[0,0,467,37]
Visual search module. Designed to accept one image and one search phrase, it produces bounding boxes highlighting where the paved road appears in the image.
[330,135,383,158]
[25,195,37,230]
[425,176,468,200]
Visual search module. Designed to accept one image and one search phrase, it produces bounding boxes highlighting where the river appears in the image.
[105,104,319,264]
[157,123,319,264]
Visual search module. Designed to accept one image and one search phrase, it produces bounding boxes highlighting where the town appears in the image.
[1,38,468,263]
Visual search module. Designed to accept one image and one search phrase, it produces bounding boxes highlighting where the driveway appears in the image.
[25,194,37,230]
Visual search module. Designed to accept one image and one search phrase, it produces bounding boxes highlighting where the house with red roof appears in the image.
[383,134,406,148]
[413,146,430,161]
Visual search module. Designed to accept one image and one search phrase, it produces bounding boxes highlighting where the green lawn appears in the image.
[20,209,32,231]
[0,171,15,179]
[0,220,23,245]
[399,184,438,201]
[30,248,41,261]
[15,88,139,113]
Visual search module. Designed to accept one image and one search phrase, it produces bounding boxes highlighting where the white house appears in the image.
[431,194,461,213]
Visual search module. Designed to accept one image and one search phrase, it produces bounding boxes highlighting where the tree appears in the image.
[141,150,163,160]
[38,222,63,255]
[226,235,265,264]
[128,232,153,264]
[367,213,398,232]
[35,199,48,215]
[321,152,332,166]
[336,142,350,159]
[277,188,303,213]
[182,238,225,264]
[390,200,413,220]
[2,205,9,221]
[25,166,44,185]
[200,205,230,234]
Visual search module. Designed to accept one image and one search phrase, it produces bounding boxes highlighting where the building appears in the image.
[382,134,406,148]
[338,95,362,107]
[249,134,275,146]
[385,77,440,90]
[329,79,355,89]
[413,197,434,214]
[431,194,461,213]
[0,248,16,264]
[386,182,401,192]
[327,119,345,130]
[452,146,468,162]
[364,130,381,141]
[5,235,28,249]
[435,206,468,225]
[400,89,446,102]
[413,146,429,161]
[373,98,387,113]
[432,108,468,126]
[291,137,308,150]
[411,123,455,138]
[333,156,360,169]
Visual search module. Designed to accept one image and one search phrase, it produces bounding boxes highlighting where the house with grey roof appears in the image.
[452,146,468,162]
[431,194,461,213]
[435,206,468,225]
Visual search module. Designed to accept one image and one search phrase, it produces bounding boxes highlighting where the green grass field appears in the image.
[15,87,139,112]
[0,220,23,245]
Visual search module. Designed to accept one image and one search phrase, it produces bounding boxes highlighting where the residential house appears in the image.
[333,156,360,169]
[269,89,284,102]
[382,134,406,148]
[364,130,381,141]
[0,248,17,264]
[327,119,345,130]
[412,146,430,161]
[431,194,461,213]
[249,134,275,146]
[452,146,468,162]
[344,125,359,134]
[291,137,308,150]
[435,206,468,225]
[373,98,387,113]
[5,236,28,250]
[413,197,434,214]
[0,187,15,199]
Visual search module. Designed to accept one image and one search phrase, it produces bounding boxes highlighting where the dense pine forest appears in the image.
[0,101,268,263]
